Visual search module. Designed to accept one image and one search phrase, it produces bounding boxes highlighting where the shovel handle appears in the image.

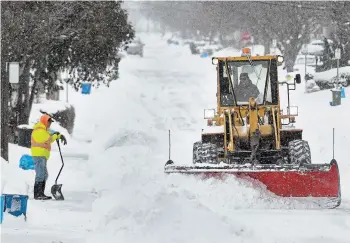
[55,140,65,185]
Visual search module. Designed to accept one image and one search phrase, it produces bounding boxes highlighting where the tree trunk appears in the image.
[28,78,38,118]
[15,63,31,125]
[1,62,9,162]
[283,38,301,73]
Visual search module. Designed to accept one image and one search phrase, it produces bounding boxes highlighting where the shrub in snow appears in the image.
[305,79,320,93]
[51,105,76,134]
[313,67,350,90]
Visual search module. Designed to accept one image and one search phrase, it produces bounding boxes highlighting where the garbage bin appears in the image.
[331,89,342,106]
[17,125,33,148]
[0,195,4,224]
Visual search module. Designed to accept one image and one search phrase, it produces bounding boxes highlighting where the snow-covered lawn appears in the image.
[1,32,349,243]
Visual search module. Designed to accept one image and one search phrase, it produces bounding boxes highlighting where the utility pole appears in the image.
[304,53,307,80]
[302,44,308,81]
[66,81,68,103]
[335,48,341,89]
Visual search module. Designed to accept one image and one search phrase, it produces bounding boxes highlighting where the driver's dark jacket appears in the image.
[234,82,260,101]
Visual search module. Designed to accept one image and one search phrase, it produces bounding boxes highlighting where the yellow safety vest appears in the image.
[31,127,52,151]
[31,122,60,160]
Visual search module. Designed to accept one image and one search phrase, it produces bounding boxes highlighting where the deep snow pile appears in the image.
[85,33,350,243]
[1,149,95,243]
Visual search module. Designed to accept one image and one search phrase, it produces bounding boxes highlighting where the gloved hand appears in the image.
[60,134,67,145]
[53,132,67,145]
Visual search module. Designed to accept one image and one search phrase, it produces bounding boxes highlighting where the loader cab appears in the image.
[215,56,279,108]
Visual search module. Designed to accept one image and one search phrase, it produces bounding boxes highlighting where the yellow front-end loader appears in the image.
[164,48,341,208]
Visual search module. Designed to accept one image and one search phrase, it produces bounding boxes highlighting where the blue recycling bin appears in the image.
[0,195,4,224]
[81,83,92,94]
[200,52,209,58]
[3,194,28,221]
[341,87,346,98]
[19,154,34,170]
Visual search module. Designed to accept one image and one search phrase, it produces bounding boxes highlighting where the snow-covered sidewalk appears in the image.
[1,143,95,243]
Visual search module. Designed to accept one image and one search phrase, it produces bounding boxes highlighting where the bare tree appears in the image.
[140,1,330,71]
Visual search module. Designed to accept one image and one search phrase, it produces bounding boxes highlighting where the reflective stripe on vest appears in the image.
[31,127,52,151]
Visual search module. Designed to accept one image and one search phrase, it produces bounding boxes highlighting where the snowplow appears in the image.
[164,48,341,208]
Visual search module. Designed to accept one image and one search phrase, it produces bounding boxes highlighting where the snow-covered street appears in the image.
[2,33,350,243]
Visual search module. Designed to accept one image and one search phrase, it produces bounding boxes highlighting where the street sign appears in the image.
[8,62,19,84]
[335,48,341,60]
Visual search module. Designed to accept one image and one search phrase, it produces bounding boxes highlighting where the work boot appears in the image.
[34,182,52,200]
[42,181,52,200]
[34,182,41,199]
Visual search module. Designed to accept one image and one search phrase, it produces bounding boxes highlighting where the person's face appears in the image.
[47,120,52,128]
[240,76,249,86]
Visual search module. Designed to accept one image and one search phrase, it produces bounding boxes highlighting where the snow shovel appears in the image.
[51,140,65,200]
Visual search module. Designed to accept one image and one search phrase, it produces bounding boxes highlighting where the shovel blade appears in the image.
[51,184,64,200]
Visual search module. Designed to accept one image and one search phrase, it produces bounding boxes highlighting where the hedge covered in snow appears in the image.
[311,66,350,90]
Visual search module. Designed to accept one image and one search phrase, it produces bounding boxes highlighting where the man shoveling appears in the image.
[31,114,67,200]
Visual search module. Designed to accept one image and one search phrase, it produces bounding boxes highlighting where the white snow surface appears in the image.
[1,33,350,243]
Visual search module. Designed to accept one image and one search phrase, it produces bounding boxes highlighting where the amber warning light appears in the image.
[242,47,251,55]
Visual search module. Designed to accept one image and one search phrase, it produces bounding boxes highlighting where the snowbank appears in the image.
[31,99,71,117]
[213,47,241,57]
[1,151,33,195]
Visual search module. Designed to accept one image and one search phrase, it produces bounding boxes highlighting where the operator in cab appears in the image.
[235,73,260,102]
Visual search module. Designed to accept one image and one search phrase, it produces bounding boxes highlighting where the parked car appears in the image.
[189,40,206,54]
[125,38,144,57]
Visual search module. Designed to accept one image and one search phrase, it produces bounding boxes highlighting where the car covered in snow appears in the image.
[189,40,206,54]
[125,38,144,57]
[189,40,223,55]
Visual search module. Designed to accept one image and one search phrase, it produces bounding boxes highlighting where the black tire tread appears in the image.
[193,141,218,164]
[288,139,312,165]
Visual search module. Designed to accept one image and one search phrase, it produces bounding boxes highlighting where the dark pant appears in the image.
[33,156,48,182]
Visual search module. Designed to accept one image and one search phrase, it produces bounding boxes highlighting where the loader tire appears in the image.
[288,139,311,165]
[193,141,218,164]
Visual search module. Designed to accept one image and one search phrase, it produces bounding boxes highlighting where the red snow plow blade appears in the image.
[164,159,341,208]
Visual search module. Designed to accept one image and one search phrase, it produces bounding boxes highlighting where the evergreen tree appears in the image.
[1,1,134,161]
